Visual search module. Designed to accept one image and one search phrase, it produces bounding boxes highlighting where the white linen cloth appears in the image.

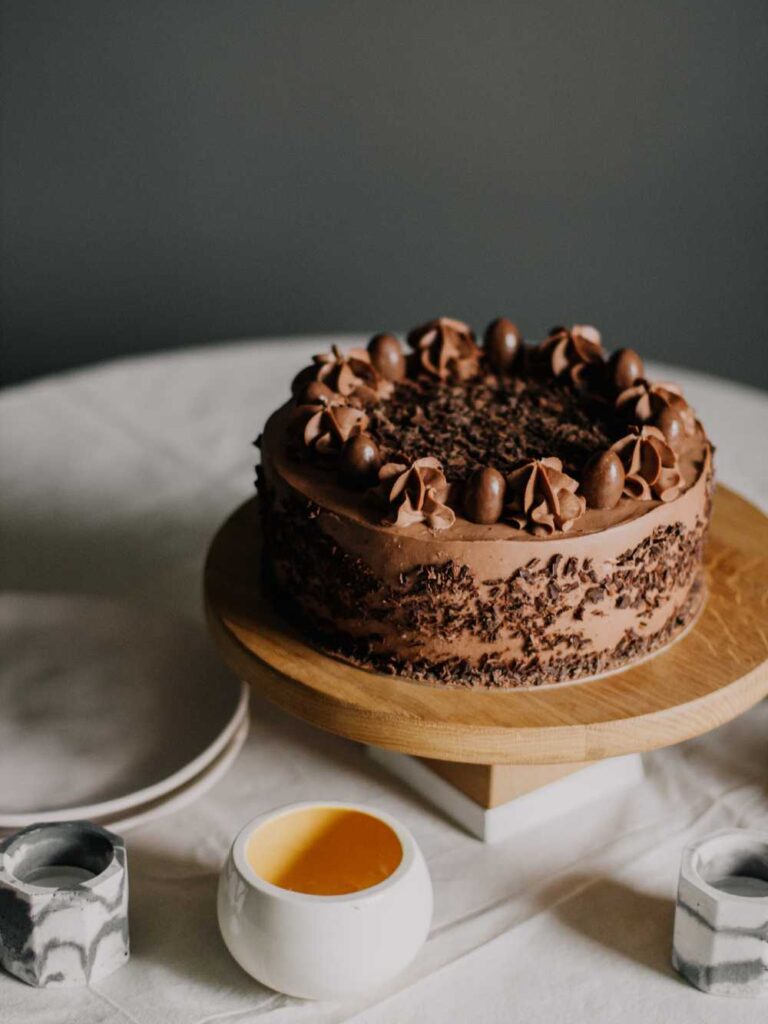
[0,337,766,1024]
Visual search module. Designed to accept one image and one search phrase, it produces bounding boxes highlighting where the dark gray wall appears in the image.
[3,1,767,387]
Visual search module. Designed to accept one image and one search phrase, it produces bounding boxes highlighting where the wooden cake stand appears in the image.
[204,486,768,840]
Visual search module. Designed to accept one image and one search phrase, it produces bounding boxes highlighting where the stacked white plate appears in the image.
[0,593,248,834]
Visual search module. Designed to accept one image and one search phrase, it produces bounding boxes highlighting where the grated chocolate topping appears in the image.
[367,372,621,482]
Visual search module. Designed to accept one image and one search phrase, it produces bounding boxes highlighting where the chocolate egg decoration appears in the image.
[463,467,506,524]
[367,333,406,382]
[608,348,644,392]
[483,318,522,373]
[296,380,335,406]
[580,450,625,510]
[340,433,381,487]
[291,364,317,396]
[655,406,685,450]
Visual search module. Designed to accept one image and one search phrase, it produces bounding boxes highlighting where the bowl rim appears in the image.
[0,820,124,895]
[229,800,418,904]
[684,827,768,903]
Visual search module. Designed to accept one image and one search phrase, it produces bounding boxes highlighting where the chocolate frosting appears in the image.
[611,425,683,502]
[294,399,369,457]
[302,345,393,403]
[375,456,455,530]
[259,395,712,687]
[407,317,480,381]
[259,314,714,688]
[615,379,695,435]
[504,457,586,536]
[537,325,605,384]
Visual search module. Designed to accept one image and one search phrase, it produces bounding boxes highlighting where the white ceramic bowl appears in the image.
[217,801,433,999]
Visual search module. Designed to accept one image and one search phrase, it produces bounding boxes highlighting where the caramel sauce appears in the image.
[247,807,402,896]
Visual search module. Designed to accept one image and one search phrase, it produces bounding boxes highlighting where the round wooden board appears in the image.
[204,486,768,765]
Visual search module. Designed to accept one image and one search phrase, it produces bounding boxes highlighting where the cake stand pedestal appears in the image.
[365,748,645,841]
[204,486,768,842]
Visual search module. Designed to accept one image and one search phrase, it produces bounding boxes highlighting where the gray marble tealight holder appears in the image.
[0,821,129,987]
[672,828,768,997]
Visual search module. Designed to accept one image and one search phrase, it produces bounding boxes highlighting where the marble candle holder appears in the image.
[0,821,129,987]
[672,828,768,997]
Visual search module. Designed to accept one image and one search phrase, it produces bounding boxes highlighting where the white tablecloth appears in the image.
[1,338,767,1024]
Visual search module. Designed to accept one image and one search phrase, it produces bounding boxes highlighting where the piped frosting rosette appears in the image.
[503,457,586,536]
[376,456,456,530]
[610,425,683,502]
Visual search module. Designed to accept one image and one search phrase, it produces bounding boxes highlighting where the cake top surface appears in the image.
[260,317,712,540]
[367,374,617,483]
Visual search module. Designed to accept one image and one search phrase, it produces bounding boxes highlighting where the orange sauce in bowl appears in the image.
[246,806,403,896]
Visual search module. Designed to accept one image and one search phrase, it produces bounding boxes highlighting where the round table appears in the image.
[1,338,766,1024]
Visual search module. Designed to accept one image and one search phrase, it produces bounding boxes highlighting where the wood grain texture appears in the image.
[204,486,768,765]
[421,760,596,808]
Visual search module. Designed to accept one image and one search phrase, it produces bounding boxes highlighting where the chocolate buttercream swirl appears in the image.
[615,379,695,435]
[610,425,683,502]
[503,457,586,536]
[295,398,369,457]
[301,345,393,403]
[407,317,480,381]
[376,456,456,530]
[537,325,605,385]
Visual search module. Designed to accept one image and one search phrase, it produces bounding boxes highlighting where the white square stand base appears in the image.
[368,747,645,843]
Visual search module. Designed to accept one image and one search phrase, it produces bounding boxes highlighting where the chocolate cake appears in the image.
[257,318,713,687]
